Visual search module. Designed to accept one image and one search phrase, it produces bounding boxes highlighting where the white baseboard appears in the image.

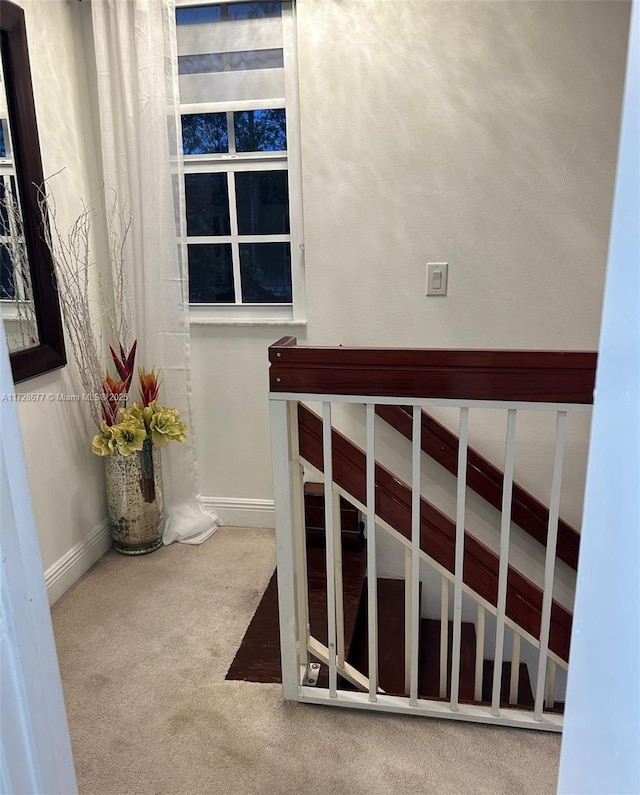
[45,519,111,606]
[201,497,275,529]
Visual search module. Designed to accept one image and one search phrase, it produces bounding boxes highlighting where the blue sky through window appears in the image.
[176,3,281,25]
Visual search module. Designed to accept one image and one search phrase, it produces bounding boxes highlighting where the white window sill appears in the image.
[190,317,307,327]
[189,303,306,327]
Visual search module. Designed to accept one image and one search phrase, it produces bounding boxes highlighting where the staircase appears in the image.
[267,337,596,731]
[304,491,542,712]
[298,404,573,664]
[227,476,563,715]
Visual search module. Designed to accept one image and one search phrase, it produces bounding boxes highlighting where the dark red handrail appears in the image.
[269,337,597,404]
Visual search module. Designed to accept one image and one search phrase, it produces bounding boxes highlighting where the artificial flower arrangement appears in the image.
[91,341,187,458]
[36,184,187,460]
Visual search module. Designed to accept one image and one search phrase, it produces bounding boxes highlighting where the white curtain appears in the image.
[91,0,217,545]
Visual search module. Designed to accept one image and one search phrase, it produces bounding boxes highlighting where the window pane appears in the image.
[182,113,228,155]
[235,171,289,235]
[0,177,19,236]
[185,173,231,236]
[176,3,281,24]
[240,242,291,303]
[0,121,6,158]
[179,49,283,76]
[0,180,9,234]
[188,244,234,303]
[234,109,286,152]
[228,3,282,20]
[1,246,14,299]
[176,6,222,25]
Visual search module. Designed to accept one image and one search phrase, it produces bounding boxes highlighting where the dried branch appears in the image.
[0,182,39,351]
[101,188,133,350]
[37,175,133,427]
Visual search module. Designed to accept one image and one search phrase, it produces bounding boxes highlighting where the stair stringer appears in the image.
[375,404,581,570]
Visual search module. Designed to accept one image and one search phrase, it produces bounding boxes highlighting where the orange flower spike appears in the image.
[139,368,161,407]
[101,375,128,425]
[109,340,137,391]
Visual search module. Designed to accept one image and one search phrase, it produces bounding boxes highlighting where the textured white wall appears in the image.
[12,0,109,577]
[192,0,630,515]
[559,2,640,786]
[298,0,628,349]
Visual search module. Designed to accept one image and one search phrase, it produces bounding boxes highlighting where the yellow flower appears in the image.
[119,402,140,423]
[91,396,187,455]
[121,401,156,432]
[112,420,147,456]
[141,402,156,430]
[91,421,116,456]
[149,406,187,447]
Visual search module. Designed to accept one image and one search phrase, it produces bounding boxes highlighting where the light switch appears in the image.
[426,262,448,296]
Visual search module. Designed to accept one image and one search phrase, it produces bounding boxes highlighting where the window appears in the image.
[176,1,304,323]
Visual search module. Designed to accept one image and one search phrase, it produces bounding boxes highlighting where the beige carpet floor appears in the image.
[51,527,561,795]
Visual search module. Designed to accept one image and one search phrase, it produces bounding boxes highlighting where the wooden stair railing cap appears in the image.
[269,338,597,404]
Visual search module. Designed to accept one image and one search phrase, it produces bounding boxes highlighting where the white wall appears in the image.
[192,0,630,522]
[11,0,110,598]
[1,326,77,795]
[559,2,639,788]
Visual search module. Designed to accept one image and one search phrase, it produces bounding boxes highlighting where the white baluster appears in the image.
[291,440,309,684]
[491,408,517,716]
[534,411,567,721]
[409,406,421,706]
[440,577,449,699]
[404,547,412,696]
[333,488,345,669]
[269,399,302,700]
[450,406,469,711]
[365,403,378,702]
[322,401,338,698]
[474,604,485,702]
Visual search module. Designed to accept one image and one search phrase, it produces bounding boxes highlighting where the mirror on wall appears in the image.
[0,0,65,382]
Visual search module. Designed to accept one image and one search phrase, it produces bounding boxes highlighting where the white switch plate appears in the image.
[426,262,448,296]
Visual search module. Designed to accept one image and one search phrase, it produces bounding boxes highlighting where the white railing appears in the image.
[268,342,595,732]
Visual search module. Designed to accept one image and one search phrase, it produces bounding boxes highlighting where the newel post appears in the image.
[269,396,304,701]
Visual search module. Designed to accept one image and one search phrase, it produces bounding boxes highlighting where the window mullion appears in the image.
[227,111,236,155]
[226,171,242,304]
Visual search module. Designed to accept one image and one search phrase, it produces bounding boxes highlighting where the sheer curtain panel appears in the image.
[91,0,217,545]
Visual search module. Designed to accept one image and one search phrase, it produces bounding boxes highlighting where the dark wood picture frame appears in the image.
[1,0,66,382]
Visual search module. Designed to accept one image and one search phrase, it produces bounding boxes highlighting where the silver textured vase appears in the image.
[104,439,164,555]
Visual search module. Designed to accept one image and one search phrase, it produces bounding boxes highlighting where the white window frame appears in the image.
[176,0,306,326]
